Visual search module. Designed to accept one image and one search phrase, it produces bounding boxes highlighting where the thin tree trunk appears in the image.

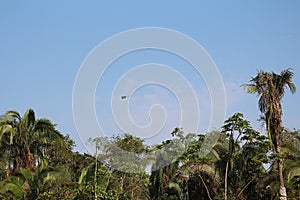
[186,176,189,200]
[105,177,110,191]
[278,158,287,200]
[199,173,213,200]
[94,146,98,200]
[274,121,287,200]
[7,145,12,177]
[224,161,229,200]
[120,174,125,195]
[237,177,255,198]
[6,159,11,177]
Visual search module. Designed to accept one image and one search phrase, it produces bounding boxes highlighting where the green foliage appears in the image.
[0,180,24,199]
[0,109,69,176]
[1,107,300,199]
[74,184,118,200]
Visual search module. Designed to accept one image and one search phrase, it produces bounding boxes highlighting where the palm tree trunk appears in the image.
[274,119,287,200]
[26,147,35,169]
[278,158,287,200]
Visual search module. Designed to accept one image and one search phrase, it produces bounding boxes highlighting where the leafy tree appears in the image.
[90,134,151,199]
[149,128,196,200]
[76,162,118,200]
[221,113,247,200]
[180,131,223,200]
[220,113,270,199]
[150,129,224,200]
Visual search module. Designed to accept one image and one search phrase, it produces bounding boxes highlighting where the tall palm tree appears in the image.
[242,69,296,200]
[0,109,67,175]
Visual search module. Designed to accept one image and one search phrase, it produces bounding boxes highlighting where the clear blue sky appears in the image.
[1,1,300,152]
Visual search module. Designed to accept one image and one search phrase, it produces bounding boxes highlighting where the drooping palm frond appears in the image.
[279,68,296,95]
[286,160,300,183]
[0,181,24,199]
[34,119,67,150]
[3,110,21,122]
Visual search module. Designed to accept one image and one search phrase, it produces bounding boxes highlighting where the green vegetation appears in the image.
[0,69,299,199]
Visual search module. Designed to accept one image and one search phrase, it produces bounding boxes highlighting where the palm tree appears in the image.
[242,69,296,200]
[0,165,72,199]
[0,109,67,175]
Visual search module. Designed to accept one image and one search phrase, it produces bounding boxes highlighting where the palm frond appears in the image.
[22,109,35,130]
[4,110,21,121]
[0,182,24,199]
[288,166,300,183]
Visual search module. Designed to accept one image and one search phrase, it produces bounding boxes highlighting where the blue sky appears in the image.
[1,1,300,152]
